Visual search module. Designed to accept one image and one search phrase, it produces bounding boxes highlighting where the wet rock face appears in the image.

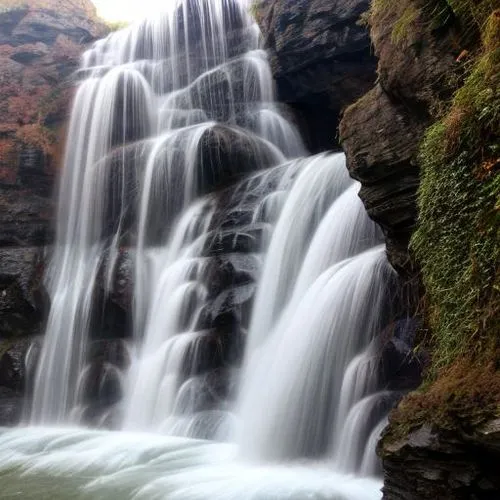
[378,318,425,392]
[254,0,376,152]
[339,7,458,275]
[381,423,500,499]
[0,247,47,338]
[0,336,35,425]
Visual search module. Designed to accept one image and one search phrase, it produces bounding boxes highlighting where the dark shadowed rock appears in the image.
[377,319,426,392]
[0,248,47,338]
[381,423,500,499]
[0,336,34,393]
[254,0,376,152]
[198,125,280,192]
[0,389,22,426]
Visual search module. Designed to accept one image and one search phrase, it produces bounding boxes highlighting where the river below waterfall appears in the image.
[0,427,382,500]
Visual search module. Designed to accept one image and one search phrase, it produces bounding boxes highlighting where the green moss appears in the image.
[0,1,28,13]
[248,1,264,24]
[0,339,14,360]
[411,10,500,373]
[444,0,499,30]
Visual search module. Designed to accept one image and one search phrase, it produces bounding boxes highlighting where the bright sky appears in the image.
[93,0,249,23]
[92,0,174,22]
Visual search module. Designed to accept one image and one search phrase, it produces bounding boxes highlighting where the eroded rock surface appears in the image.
[381,423,500,499]
[0,0,107,244]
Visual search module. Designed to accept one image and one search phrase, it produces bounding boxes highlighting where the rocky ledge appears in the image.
[339,3,459,275]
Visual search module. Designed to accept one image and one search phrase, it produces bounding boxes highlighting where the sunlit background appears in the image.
[92,0,174,22]
[92,0,249,22]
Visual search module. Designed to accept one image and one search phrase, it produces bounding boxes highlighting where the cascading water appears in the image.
[0,1,403,498]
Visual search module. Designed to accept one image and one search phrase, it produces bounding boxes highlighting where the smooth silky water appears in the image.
[0,0,398,498]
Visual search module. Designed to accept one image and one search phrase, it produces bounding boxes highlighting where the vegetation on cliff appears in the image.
[0,0,108,183]
[367,1,500,438]
[413,10,499,369]
[371,0,498,46]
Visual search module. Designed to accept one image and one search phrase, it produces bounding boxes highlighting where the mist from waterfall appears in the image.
[0,1,402,499]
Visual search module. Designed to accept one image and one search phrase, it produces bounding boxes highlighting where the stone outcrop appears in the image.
[381,422,500,499]
[0,0,108,418]
[339,4,458,275]
[254,0,376,152]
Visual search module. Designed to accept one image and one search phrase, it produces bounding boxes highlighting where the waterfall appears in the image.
[29,0,300,425]
[1,1,404,498]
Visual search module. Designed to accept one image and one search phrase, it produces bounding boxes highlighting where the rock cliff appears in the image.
[340,1,500,498]
[339,2,463,275]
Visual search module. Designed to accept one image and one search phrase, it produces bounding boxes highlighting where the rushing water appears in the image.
[0,0,401,498]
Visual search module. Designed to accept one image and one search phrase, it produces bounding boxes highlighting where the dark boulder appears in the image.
[0,248,47,338]
[181,327,245,379]
[377,319,426,392]
[0,336,34,393]
[202,225,270,256]
[0,390,23,426]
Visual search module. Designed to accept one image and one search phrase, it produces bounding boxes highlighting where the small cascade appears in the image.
[237,247,396,462]
[123,158,311,434]
[7,1,410,498]
[245,153,353,353]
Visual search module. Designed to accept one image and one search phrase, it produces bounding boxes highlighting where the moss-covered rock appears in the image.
[340,0,460,275]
